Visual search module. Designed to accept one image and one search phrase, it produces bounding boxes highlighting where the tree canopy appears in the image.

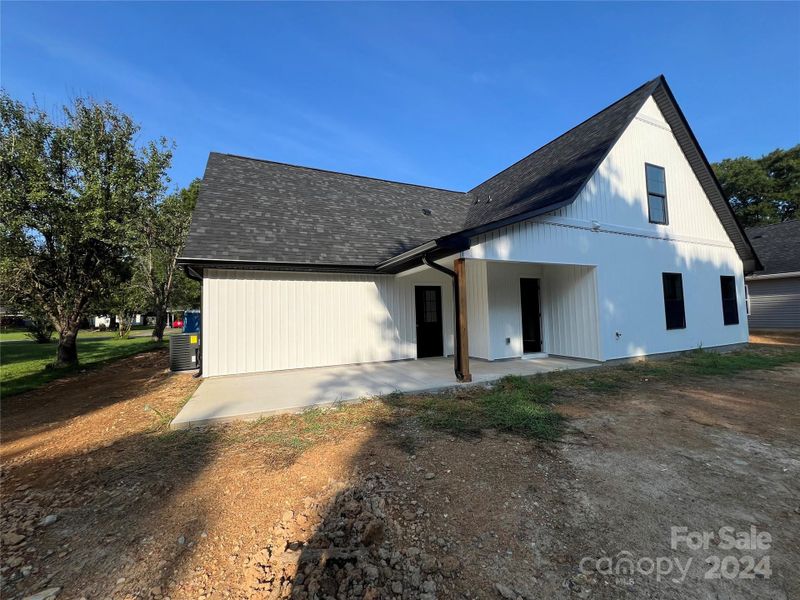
[0,92,172,366]
[130,178,200,341]
[713,145,799,227]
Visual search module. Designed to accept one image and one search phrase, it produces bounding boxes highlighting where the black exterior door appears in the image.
[415,286,444,358]
[520,278,542,353]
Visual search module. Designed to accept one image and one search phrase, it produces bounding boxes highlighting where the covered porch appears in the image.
[393,257,602,383]
[171,354,597,428]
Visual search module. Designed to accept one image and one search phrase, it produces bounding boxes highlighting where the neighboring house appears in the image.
[180,75,760,381]
[745,220,800,330]
[91,314,146,329]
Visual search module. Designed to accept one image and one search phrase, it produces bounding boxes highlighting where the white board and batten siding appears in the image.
[464,261,602,361]
[202,268,454,378]
[463,95,749,360]
[541,265,601,360]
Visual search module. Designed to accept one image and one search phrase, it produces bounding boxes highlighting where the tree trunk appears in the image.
[152,309,167,342]
[55,326,80,367]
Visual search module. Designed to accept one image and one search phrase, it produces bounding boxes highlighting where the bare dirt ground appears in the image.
[749,330,800,346]
[1,338,798,600]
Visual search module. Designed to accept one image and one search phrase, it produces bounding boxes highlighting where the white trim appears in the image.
[745,284,751,316]
[535,215,735,249]
[745,271,800,281]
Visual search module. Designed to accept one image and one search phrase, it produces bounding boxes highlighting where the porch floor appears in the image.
[170,355,599,429]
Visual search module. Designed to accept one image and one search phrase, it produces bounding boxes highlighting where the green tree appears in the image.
[170,269,201,312]
[0,92,171,367]
[130,179,199,342]
[713,145,799,227]
[110,279,148,338]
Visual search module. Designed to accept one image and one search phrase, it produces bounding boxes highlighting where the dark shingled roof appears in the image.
[745,220,800,276]
[182,75,760,273]
[181,154,470,266]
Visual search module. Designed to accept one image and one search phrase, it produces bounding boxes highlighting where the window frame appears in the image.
[661,272,686,331]
[745,284,751,316]
[645,163,669,225]
[720,275,740,326]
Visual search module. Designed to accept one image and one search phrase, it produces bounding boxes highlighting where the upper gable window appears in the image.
[645,164,668,225]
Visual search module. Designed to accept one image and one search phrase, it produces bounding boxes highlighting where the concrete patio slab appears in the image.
[170,356,598,429]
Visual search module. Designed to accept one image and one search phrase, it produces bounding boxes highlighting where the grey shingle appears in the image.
[181,155,471,266]
[746,220,800,276]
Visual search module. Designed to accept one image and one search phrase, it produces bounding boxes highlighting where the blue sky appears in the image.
[3,2,799,191]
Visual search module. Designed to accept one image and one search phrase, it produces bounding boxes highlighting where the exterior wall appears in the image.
[463,95,749,360]
[747,277,800,329]
[464,261,601,361]
[486,262,544,359]
[92,314,144,328]
[541,265,601,360]
[465,260,490,359]
[554,97,732,245]
[93,315,111,328]
[202,267,454,377]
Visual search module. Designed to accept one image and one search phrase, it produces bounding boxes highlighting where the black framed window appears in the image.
[646,164,668,224]
[423,289,438,323]
[662,273,686,330]
[720,276,739,325]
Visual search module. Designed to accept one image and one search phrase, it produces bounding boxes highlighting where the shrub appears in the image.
[25,314,54,344]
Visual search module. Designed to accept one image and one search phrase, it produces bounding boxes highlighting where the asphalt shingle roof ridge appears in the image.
[214,152,468,196]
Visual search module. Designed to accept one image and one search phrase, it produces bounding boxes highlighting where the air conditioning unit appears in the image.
[170,333,200,372]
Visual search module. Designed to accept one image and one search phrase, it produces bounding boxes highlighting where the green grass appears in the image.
[392,375,565,440]
[0,331,166,397]
[635,347,800,378]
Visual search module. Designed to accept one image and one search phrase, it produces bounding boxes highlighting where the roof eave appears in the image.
[177,257,383,275]
[375,237,471,274]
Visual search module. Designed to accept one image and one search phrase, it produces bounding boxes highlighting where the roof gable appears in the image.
[181,76,761,273]
[463,78,659,230]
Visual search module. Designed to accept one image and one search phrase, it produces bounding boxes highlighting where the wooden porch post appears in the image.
[454,258,472,382]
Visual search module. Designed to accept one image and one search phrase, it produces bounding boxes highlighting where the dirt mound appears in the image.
[245,473,460,599]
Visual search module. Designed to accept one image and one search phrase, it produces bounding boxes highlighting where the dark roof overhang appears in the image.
[178,257,383,277]
[375,236,471,274]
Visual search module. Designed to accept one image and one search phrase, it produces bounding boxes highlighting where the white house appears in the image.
[180,76,760,382]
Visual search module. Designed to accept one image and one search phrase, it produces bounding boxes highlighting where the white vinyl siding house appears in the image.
[183,76,760,381]
[201,268,455,377]
[462,96,748,360]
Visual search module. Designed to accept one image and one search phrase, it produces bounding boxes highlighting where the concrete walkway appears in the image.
[170,355,598,428]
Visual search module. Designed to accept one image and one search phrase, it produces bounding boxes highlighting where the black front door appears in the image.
[415,286,444,358]
[520,278,542,353]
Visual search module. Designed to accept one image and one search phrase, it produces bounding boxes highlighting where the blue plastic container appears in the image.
[182,310,201,334]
